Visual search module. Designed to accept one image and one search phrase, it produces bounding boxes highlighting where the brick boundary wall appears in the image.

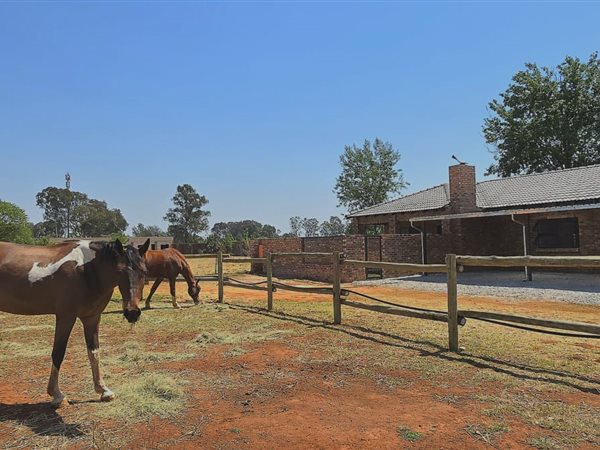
[251,234,424,283]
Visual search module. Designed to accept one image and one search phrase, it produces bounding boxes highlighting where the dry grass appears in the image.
[99,372,185,421]
[0,283,598,449]
[185,257,250,276]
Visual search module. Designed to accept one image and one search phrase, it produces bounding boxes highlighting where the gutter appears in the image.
[511,214,532,281]
[409,220,427,273]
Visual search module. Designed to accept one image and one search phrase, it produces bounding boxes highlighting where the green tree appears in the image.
[319,216,347,236]
[301,218,320,237]
[0,200,34,244]
[164,184,210,243]
[35,187,88,237]
[131,223,169,237]
[73,199,128,237]
[334,138,406,212]
[289,216,302,237]
[484,52,600,177]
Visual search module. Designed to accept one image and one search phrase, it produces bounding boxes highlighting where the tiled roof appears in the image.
[476,164,600,209]
[348,184,449,217]
[348,164,600,217]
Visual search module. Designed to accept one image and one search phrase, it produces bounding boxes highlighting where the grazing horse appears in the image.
[0,238,150,407]
[133,248,201,309]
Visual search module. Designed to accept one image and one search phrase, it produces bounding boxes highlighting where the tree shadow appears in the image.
[0,402,84,438]
[230,304,600,395]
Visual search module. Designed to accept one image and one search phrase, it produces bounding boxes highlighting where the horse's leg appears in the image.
[169,277,180,309]
[81,315,114,402]
[47,314,76,408]
[144,278,163,309]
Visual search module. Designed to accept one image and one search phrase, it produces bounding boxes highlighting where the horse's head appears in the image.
[188,279,201,305]
[118,239,150,324]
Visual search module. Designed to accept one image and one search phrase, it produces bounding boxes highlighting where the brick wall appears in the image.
[251,208,600,282]
[251,236,364,283]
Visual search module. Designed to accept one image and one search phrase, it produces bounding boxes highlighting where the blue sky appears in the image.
[1,2,599,233]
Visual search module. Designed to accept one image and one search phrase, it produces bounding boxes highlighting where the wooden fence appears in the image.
[209,251,600,352]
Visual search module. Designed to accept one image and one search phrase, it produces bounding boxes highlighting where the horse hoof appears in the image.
[143,305,152,310]
[51,395,67,409]
[173,304,181,309]
[101,390,115,402]
[193,301,200,306]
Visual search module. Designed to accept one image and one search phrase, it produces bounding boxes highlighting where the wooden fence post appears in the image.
[446,254,459,352]
[266,252,273,310]
[332,251,342,324]
[217,251,224,303]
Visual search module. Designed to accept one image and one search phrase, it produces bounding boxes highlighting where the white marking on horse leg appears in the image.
[47,364,66,407]
[172,295,181,309]
[29,240,96,284]
[87,349,115,402]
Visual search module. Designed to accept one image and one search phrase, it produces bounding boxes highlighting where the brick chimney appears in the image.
[449,163,478,213]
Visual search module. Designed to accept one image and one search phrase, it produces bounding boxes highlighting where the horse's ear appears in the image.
[139,238,150,257]
[114,239,125,255]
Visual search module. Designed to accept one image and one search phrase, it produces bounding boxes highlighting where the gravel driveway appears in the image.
[353,271,600,305]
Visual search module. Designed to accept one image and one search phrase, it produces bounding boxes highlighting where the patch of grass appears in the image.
[464,422,508,446]
[224,347,247,357]
[0,324,54,333]
[397,426,422,442]
[190,325,294,348]
[0,341,48,359]
[107,341,194,368]
[478,392,599,447]
[99,372,185,422]
[433,393,460,404]
[526,435,561,450]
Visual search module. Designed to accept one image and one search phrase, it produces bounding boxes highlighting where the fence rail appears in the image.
[456,255,600,268]
[206,251,600,353]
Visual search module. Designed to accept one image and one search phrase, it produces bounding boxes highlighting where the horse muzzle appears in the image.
[123,308,141,323]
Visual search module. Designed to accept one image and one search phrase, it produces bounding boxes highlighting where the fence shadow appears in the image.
[0,402,84,438]
[230,303,600,395]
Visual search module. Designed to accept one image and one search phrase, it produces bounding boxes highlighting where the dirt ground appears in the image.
[0,273,599,449]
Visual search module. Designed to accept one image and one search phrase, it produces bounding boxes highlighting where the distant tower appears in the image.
[65,172,71,238]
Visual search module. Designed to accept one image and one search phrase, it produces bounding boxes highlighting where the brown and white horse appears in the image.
[127,248,200,309]
[0,238,149,407]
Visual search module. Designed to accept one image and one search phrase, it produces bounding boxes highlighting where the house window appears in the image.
[535,218,579,249]
[395,221,420,234]
[364,224,386,236]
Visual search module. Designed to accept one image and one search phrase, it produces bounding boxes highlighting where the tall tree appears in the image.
[334,138,406,212]
[210,220,279,240]
[35,187,88,237]
[73,200,128,237]
[301,218,320,237]
[319,216,347,236]
[164,184,210,243]
[289,216,302,237]
[35,186,127,238]
[484,52,600,177]
[132,223,169,237]
[0,200,34,244]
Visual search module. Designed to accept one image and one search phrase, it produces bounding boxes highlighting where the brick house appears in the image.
[253,163,600,282]
[349,163,600,267]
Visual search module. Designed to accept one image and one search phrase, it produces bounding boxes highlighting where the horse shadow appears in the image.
[230,303,600,396]
[0,402,84,438]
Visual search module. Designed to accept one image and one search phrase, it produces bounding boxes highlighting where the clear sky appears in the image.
[1,2,599,234]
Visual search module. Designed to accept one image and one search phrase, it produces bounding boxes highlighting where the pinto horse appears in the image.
[132,248,201,309]
[0,238,150,407]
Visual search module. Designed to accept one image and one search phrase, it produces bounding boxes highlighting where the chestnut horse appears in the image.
[0,238,149,407]
[134,248,200,309]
